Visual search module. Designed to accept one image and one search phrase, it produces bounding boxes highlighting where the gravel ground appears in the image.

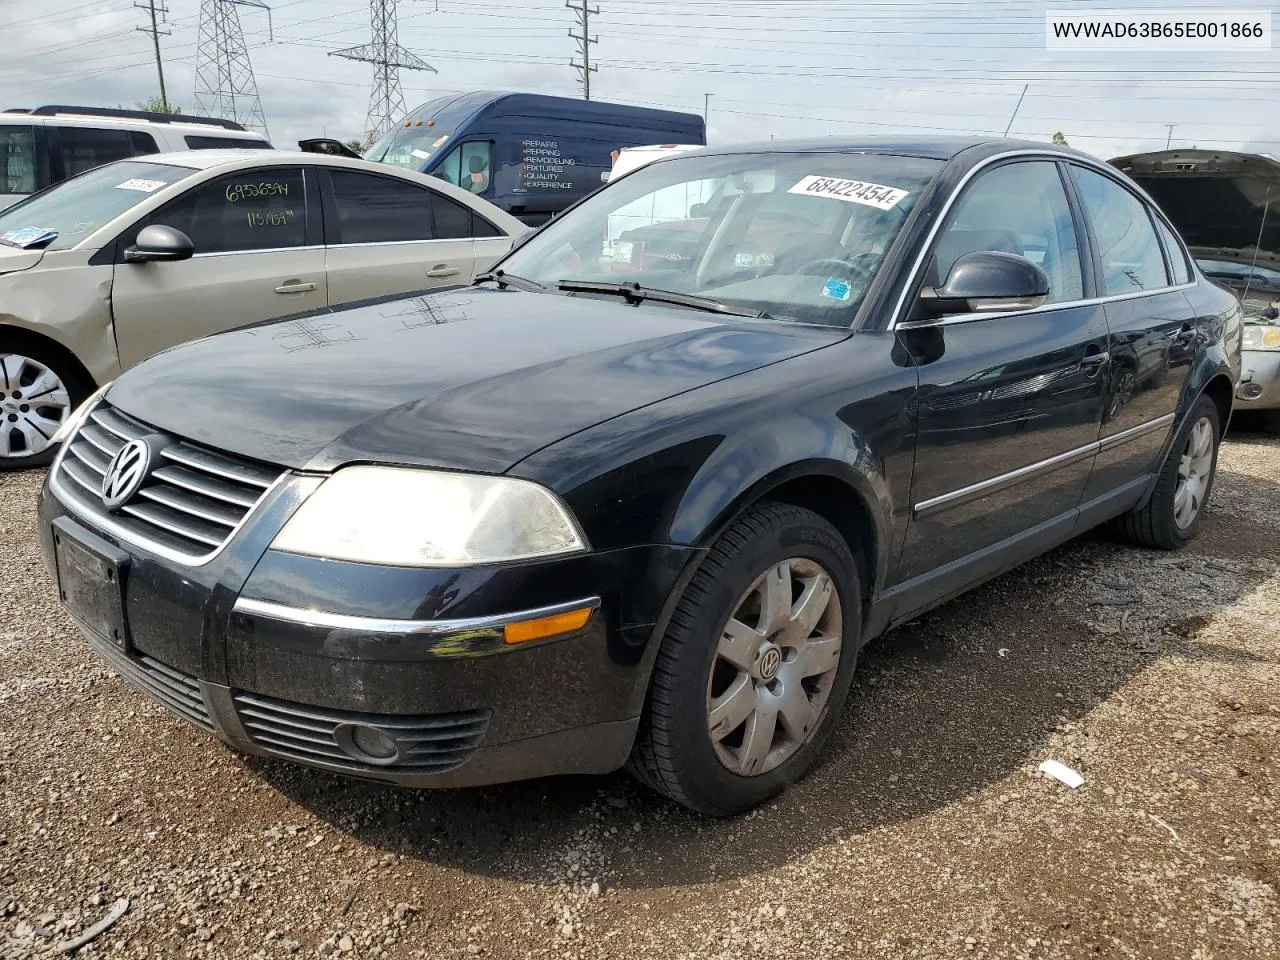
[2,430,1277,960]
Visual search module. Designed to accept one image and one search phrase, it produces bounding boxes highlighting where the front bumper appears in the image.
[1236,349,1280,410]
[39,467,694,788]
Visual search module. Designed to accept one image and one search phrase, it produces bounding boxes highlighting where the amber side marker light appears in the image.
[503,606,594,645]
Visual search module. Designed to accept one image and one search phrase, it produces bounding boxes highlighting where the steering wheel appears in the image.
[793,252,880,280]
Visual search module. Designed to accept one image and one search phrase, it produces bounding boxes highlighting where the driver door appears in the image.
[897,159,1109,581]
[110,165,326,369]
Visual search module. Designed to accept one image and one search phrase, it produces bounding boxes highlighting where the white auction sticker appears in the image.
[115,178,167,193]
[788,175,909,210]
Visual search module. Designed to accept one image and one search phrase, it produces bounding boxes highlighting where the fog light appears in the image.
[1238,381,1264,400]
[334,722,400,765]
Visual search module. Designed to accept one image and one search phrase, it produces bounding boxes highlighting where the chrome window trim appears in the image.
[48,404,298,567]
[192,244,324,259]
[889,149,1199,332]
[231,595,601,637]
[912,412,1174,518]
[326,237,477,250]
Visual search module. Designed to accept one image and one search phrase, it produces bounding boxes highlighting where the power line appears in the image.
[193,0,271,134]
[567,0,598,100]
[134,0,170,110]
[330,0,436,146]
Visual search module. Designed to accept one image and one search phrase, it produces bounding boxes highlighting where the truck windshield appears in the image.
[364,126,455,169]
[497,151,943,327]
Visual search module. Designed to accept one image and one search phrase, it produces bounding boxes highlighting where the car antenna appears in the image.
[1242,186,1271,305]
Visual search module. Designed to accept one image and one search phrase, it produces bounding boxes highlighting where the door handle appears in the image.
[1079,351,1109,371]
[426,265,461,279]
[275,281,317,294]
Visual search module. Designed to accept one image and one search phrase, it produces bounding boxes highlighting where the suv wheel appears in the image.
[0,349,86,470]
[628,502,862,815]
[1115,394,1221,548]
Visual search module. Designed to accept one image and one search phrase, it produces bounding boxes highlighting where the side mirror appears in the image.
[917,251,1049,318]
[689,202,708,218]
[124,225,195,264]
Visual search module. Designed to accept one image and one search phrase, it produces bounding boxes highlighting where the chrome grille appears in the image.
[232,693,490,774]
[84,629,213,731]
[54,402,284,563]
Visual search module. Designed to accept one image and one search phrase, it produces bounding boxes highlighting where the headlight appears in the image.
[1243,324,1280,352]
[51,381,112,445]
[271,466,587,566]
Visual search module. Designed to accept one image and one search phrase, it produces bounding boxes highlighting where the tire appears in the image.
[0,340,91,471]
[1114,394,1221,549]
[628,501,862,815]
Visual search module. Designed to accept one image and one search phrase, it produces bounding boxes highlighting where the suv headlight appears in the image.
[1243,324,1280,352]
[51,381,112,445]
[271,466,587,566]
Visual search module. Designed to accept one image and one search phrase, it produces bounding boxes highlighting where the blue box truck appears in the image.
[362,91,706,226]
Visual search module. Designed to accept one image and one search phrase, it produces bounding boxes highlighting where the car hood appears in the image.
[0,245,45,276]
[1111,149,1280,266]
[106,287,845,473]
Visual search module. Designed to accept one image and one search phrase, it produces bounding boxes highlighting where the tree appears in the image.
[136,97,180,114]
[344,139,365,154]
[1051,131,1069,146]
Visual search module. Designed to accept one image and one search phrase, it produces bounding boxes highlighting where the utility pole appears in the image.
[193,0,272,134]
[1165,123,1176,148]
[135,0,170,111]
[331,0,436,146]
[567,0,598,100]
[703,92,710,122]
[1003,83,1028,138]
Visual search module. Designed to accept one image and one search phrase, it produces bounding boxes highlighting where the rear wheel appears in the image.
[0,346,88,470]
[1115,394,1221,548]
[628,502,862,815]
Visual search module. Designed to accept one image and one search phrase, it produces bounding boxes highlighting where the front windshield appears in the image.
[497,151,943,326]
[0,160,194,251]
[364,125,455,169]
[1196,258,1280,290]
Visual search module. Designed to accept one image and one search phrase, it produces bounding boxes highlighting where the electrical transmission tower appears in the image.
[567,0,598,100]
[193,0,272,136]
[331,0,436,147]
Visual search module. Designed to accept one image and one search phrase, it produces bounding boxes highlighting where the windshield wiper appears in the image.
[472,269,546,292]
[555,280,767,319]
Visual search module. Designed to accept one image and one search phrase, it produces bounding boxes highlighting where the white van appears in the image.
[1,105,271,210]
[606,144,704,183]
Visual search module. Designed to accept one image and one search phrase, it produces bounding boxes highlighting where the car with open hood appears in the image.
[38,137,1239,815]
[1113,149,1275,428]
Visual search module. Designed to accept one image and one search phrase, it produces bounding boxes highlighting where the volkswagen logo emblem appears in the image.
[101,439,152,510]
[758,646,782,682]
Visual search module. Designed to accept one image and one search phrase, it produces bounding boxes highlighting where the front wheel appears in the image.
[0,348,86,470]
[1115,394,1221,549]
[628,502,862,815]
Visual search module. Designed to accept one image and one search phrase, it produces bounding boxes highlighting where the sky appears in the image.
[1,0,1278,161]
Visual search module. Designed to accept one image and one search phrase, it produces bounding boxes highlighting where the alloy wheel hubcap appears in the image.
[0,354,71,459]
[1173,416,1214,530]
[706,557,843,777]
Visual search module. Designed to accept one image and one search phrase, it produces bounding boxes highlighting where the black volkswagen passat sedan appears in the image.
[38,137,1241,815]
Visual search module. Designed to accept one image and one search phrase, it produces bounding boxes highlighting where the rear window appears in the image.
[185,135,271,150]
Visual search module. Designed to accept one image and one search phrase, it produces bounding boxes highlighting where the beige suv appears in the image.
[0,150,526,468]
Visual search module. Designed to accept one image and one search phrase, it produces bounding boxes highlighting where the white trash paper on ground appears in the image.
[1037,759,1085,789]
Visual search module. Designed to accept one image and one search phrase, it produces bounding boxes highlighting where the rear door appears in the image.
[110,164,326,368]
[1067,164,1196,505]
[320,167,477,306]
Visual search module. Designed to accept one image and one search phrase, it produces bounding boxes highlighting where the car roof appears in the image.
[691,135,1082,162]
